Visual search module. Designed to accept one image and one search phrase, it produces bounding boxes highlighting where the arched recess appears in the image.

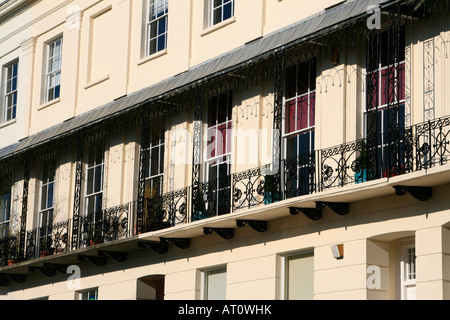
[137,274,165,300]
[367,231,416,300]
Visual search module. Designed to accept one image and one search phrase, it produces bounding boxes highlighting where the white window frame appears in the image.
[281,250,314,300]
[37,161,56,254]
[145,0,168,57]
[78,288,99,300]
[3,60,18,123]
[209,0,235,27]
[204,92,232,215]
[201,266,227,300]
[84,143,105,217]
[400,243,416,300]
[144,121,165,197]
[205,91,232,175]
[282,59,316,159]
[39,161,55,227]
[362,29,406,139]
[0,188,11,239]
[45,37,63,103]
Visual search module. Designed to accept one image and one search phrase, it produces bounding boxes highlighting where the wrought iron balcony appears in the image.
[0,234,19,266]
[1,115,449,267]
[136,187,189,234]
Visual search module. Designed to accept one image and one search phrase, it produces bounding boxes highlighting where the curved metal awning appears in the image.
[0,0,393,161]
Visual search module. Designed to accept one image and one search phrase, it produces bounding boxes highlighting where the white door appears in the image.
[400,244,416,300]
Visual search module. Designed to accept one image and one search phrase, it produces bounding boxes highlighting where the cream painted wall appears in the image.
[0,0,449,152]
[1,0,450,301]
[2,182,448,300]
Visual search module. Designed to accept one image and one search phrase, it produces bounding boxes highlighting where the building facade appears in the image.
[0,0,449,300]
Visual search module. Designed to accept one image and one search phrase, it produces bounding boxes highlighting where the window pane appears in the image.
[298,131,314,155]
[286,135,298,160]
[41,185,48,209]
[218,160,229,180]
[205,267,226,300]
[88,291,97,300]
[87,195,95,214]
[286,252,314,300]
[208,162,217,181]
[149,38,157,55]
[309,92,316,127]
[87,169,94,195]
[147,0,168,56]
[150,21,158,38]
[208,97,218,126]
[223,2,233,20]
[94,165,103,193]
[213,8,221,25]
[408,247,416,280]
[285,101,296,134]
[297,62,309,96]
[4,62,18,122]
[309,59,316,90]
[159,147,165,176]
[217,123,227,157]
[81,290,98,300]
[297,95,309,131]
[151,147,160,177]
[285,66,297,99]
[157,34,166,52]
[46,38,62,102]
[1,193,11,222]
[207,127,216,159]
[95,194,102,214]
[226,122,232,154]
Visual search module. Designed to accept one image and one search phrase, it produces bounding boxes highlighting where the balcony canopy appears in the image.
[0,0,392,160]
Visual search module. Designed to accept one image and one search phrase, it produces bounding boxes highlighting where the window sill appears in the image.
[201,16,236,37]
[84,74,110,90]
[0,118,16,129]
[138,49,168,66]
[38,97,60,111]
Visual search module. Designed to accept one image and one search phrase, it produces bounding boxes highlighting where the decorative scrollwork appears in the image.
[192,178,231,222]
[232,165,271,211]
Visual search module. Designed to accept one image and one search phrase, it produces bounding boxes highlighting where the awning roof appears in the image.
[0,0,391,161]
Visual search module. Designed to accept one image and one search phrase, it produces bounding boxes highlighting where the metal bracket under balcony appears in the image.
[160,238,191,250]
[29,264,59,277]
[289,207,322,221]
[394,186,432,201]
[0,274,8,287]
[46,263,71,274]
[315,202,350,216]
[236,220,268,233]
[78,254,107,267]
[0,273,26,286]
[98,251,127,263]
[138,240,168,255]
[203,228,234,240]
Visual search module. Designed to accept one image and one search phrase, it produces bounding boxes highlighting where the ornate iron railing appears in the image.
[80,202,130,247]
[414,117,450,170]
[0,234,20,266]
[232,165,273,211]
[192,179,231,222]
[231,115,450,207]
[2,115,450,266]
[284,152,317,198]
[25,220,70,259]
[137,187,189,234]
